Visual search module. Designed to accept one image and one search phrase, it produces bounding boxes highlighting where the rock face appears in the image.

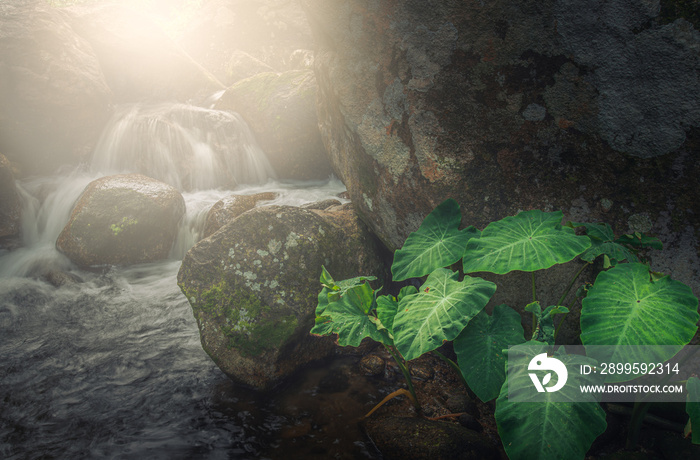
[177,203,389,390]
[56,174,185,267]
[0,1,112,175]
[0,154,21,246]
[202,192,278,238]
[363,416,501,460]
[65,3,223,102]
[302,0,700,296]
[216,70,332,180]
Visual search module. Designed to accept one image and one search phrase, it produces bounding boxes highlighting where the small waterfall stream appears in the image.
[0,103,380,459]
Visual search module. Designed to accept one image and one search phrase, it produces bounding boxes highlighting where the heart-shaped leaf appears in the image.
[463,210,591,274]
[581,263,699,375]
[392,268,496,361]
[454,304,525,402]
[392,199,480,281]
[495,343,607,460]
[311,282,391,346]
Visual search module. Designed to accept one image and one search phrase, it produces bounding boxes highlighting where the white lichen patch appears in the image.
[268,239,282,254]
[286,232,300,248]
[257,249,269,258]
[243,271,257,281]
[269,280,279,289]
[253,260,262,266]
[363,193,373,211]
[228,248,235,258]
[319,226,325,236]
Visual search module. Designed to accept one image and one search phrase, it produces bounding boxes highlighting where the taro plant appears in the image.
[311,199,700,460]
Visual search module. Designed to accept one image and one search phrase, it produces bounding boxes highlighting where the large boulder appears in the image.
[302,0,700,295]
[0,1,112,175]
[177,203,389,390]
[215,70,332,180]
[0,153,22,247]
[65,3,223,102]
[202,192,277,238]
[56,174,185,267]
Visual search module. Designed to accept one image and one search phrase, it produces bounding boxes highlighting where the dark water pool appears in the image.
[0,261,382,459]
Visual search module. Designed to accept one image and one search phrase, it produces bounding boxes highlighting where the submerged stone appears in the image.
[56,174,185,267]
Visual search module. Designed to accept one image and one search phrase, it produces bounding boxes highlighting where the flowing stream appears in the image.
[0,103,382,459]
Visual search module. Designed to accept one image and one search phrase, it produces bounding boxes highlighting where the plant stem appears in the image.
[432,350,476,400]
[553,295,578,342]
[531,272,537,332]
[626,400,652,449]
[556,262,589,307]
[384,344,420,412]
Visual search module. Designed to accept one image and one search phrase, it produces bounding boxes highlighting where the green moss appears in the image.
[188,279,298,357]
[110,216,138,236]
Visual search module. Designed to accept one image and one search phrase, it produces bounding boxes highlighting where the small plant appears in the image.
[311,199,700,460]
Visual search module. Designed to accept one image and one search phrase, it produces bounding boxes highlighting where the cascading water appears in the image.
[91,103,277,191]
[0,102,380,459]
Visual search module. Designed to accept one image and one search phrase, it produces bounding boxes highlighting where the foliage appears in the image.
[310,199,699,460]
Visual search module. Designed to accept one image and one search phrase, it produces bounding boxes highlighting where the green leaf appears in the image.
[392,268,496,361]
[495,344,607,460]
[326,274,377,302]
[581,263,699,375]
[398,285,418,300]
[453,304,525,402]
[687,377,700,444]
[376,295,398,335]
[312,283,391,347]
[616,232,663,250]
[392,199,480,281]
[319,265,336,289]
[569,222,639,266]
[463,210,591,274]
[526,302,569,345]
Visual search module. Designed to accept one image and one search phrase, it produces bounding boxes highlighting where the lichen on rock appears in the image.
[177,203,389,390]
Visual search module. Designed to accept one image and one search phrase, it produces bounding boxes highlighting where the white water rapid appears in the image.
[0,102,378,459]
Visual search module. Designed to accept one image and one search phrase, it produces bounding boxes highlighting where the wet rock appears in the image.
[44,270,83,288]
[56,174,185,267]
[300,1,700,302]
[300,199,342,211]
[202,192,278,238]
[446,394,478,418]
[0,1,112,175]
[65,3,223,102]
[0,154,21,246]
[177,203,389,390]
[359,354,385,376]
[458,414,483,433]
[363,416,501,460]
[215,70,332,181]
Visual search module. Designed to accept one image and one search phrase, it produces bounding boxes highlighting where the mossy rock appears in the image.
[177,203,389,390]
[56,173,185,267]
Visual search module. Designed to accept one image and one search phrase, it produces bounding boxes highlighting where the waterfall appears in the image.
[90,103,277,191]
